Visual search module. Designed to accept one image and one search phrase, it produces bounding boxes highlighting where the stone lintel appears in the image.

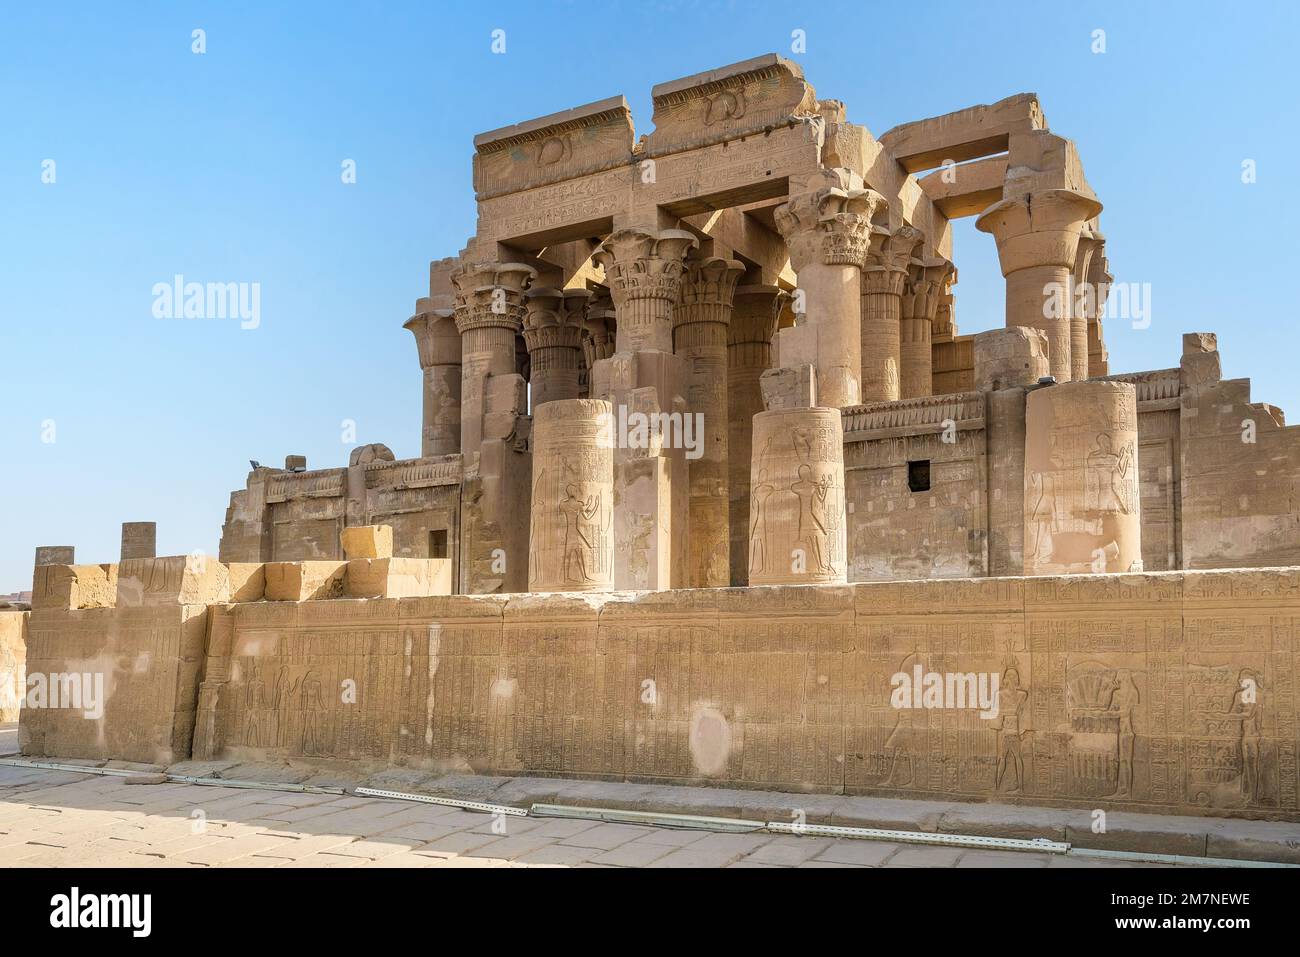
[879,92,1046,173]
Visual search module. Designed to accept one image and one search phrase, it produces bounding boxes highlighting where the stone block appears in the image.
[974,327,1050,392]
[31,564,118,611]
[116,556,231,608]
[341,525,394,560]
[227,563,266,602]
[759,365,817,410]
[345,558,452,598]
[34,546,75,567]
[120,522,157,560]
[263,562,347,601]
[285,454,307,471]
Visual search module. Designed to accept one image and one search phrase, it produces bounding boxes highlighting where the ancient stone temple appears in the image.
[20,56,1300,819]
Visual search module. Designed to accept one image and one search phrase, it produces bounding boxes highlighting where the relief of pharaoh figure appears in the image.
[1229,670,1263,804]
[1086,431,1135,514]
[994,667,1029,793]
[792,463,832,574]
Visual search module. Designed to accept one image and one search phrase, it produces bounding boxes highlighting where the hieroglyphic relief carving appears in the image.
[749,408,846,585]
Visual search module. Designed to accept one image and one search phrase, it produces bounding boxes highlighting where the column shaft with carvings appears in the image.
[774,170,878,409]
[590,227,697,590]
[404,304,463,457]
[1086,241,1112,377]
[675,256,744,588]
[861,225,923,402]
[976,189,1103,383]
[727,285,787,586]
[523,288,591,408]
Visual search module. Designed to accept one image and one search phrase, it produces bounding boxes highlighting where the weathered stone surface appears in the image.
[116,556,231,608]
[32,564,117,611]
[974,326,1050,392]
[119,522,156,560]
[20,605,209,765]
[0,610,26,722]
[345,558,452,599]
[226,563,266,602]
[340,524,394,560]
[264,561,347,601]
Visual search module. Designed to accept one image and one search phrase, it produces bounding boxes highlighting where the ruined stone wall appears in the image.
[843,393,987,581]
[0,610,27,722]
[173,569,1300,819]
[1180,339,1300,570]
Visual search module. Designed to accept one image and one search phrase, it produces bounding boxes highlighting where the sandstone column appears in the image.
[1086,239,1112,377]
[976,188,1103,383]
[528,399,614,592]
[452,260,535,594]
[899,259,953,399]
[404,305,463,457]
[120,522,156,560]
[523,288,591,408]
[591,226,697,590]
[1071,226,1102,382]
[727,285,788,586]
[451,261,536,454]
[1024,379,1141,575]
[675,256,744,587]
[748,407,847,585]
[861,225,923,402]
[773,169,877,409]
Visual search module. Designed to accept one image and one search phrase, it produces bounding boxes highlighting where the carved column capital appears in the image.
[592,226,698,306]
[522,287,590,353]
[729,285,789,347]
[675,256,745,330]
[451,261,537,334]
[901,259,955,323]
[863,224,924,291]
[775,175,882,271]
[403,306,461,369]
[975,188,1103,273]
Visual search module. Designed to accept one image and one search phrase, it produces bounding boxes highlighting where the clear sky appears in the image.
[2,0,1297,591]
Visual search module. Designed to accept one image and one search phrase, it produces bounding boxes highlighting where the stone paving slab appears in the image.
[0,764,1220,869]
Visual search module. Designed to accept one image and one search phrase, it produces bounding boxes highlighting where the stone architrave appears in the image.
[899,258,953,399]
[523,288,591,408]
[774,170,878,409]
[976,188,1103,383]
[528,399,615,592]
[120,523,157,560]
[451,261,537,454]
[675,256,744,587]
[861,224,924,402]
[404,304,463,457]
[1024,380,1142,575]
[748,407,847,585]
[727,285,788,587]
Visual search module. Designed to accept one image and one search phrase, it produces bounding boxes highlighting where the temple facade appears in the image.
[216,53,1300,593]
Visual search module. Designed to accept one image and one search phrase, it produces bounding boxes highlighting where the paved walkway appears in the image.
[0,764,1146,869]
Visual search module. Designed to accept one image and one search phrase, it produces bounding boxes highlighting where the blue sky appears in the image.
[2,0,1296,590]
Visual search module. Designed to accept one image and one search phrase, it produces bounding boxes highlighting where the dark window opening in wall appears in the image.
[908,460,931,493]
[429,529,449,559]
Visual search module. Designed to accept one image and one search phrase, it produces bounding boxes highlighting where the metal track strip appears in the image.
[355,786,528,816]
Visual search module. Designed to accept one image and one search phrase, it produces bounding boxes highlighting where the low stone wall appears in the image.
[20,566,1300,820]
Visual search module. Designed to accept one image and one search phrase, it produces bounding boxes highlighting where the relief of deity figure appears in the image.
[792,464,832,574]
[560,484,600,584]
[1229,670,1263,804]
[993,667,1029,793]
